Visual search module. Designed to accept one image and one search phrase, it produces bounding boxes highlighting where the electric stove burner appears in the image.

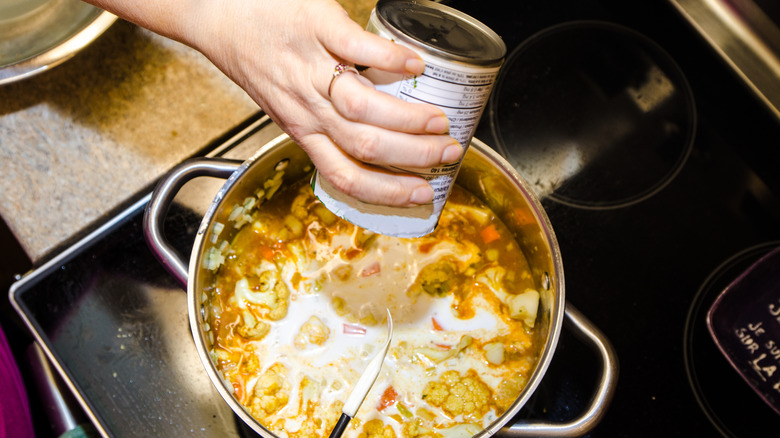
[684,241,780,437]
[488,21,695,209]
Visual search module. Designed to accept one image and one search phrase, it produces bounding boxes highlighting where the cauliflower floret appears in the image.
[402,417,433,438]
[249,363,290,420]
[236,310,271,340]
[476,267,540,328]
[359,419,397,438]
[290,189,311,220]
[243,354,261,375]
[409,260,456,297]
[294,315,331,349]
[234,262,290,321]
[422,370,492,420]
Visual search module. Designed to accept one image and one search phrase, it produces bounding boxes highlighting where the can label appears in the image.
[313,3,504,238]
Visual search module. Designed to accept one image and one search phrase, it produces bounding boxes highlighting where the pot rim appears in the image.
[185,134,566,437]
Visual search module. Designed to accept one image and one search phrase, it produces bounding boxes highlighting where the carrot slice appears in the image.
[480,224,501,244]
[260,246,275,261]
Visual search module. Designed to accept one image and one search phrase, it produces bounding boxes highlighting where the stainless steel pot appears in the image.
[144,133,618,437]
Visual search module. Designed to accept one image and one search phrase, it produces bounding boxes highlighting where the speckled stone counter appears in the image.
[0,0,374,263]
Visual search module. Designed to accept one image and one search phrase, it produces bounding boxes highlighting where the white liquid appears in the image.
[224,226,519,438]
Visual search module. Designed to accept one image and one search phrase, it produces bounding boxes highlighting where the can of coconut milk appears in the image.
[312,0,506,238]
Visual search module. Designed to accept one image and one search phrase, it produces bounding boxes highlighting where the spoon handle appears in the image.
[328,413,351,438]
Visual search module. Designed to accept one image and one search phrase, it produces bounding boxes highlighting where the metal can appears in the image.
[313,0,506,237]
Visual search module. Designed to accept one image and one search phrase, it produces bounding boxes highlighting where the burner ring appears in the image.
[683,241,780,437]
[489,20,696,210]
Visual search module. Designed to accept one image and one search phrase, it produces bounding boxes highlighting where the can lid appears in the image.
[376,0,506,65]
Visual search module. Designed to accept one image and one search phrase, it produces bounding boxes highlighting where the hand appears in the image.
[189,0,462,206]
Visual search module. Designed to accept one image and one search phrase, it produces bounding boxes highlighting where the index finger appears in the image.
[318,10,425,75]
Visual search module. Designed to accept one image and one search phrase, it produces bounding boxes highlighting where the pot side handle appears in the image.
[498,304,619,437]
[143,157,243,289]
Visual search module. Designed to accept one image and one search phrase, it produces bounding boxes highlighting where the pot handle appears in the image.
[498,304,619,437]
[143,157,243,289]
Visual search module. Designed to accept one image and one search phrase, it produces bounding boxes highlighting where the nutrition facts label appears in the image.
[399,64,498,146]
[375,61,500,205]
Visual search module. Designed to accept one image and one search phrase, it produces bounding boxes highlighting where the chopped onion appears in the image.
[416,335,472,363]
[210,222,224,244]
[228,205,244,222]
[203,247,225,271]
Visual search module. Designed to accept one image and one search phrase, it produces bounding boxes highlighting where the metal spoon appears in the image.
[329,309,394,438]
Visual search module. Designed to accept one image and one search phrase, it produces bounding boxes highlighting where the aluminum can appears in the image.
[313,0,506,237]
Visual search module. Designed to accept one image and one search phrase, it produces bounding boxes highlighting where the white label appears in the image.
[364,47,499,214]
[311,9,500,237]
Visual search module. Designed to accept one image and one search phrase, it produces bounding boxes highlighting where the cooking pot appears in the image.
[144,132,618,437]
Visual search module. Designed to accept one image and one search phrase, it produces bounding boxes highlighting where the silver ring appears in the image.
[328,63,359,97]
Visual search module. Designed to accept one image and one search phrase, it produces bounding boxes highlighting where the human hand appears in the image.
[186,0,461,206]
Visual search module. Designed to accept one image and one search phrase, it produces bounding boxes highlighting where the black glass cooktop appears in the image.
[9,0,780,436]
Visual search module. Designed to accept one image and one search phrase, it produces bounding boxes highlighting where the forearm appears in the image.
[81,0,219,51]
[79,0,456,207]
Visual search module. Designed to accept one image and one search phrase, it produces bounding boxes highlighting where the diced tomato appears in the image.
[360,261,381,277]
[431,317,444,331]
[433,343,452,350]
[377,386,398,411]
[480,224,501,244]
[343,323,367,335]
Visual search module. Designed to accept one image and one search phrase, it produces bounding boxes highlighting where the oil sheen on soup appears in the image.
[202,178,542,438]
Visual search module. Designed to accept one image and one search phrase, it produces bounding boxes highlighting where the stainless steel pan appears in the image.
[144,133,618,437]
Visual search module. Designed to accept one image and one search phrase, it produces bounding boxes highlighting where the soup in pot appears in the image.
[201,177,542,438]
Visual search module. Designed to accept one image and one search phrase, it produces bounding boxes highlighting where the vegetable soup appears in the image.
[201,178,542,438]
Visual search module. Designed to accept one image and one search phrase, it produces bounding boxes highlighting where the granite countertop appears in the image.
[0,0,373,264]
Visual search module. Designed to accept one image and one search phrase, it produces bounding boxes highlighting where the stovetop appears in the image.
[8,0,780,437]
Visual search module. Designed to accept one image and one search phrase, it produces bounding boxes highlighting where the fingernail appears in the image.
[441,143,463,163]
[405,58,425,75]
[425,115,449,134]
[410,185,433,205]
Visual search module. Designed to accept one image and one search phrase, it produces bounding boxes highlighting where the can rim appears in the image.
[374,0,506,66]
